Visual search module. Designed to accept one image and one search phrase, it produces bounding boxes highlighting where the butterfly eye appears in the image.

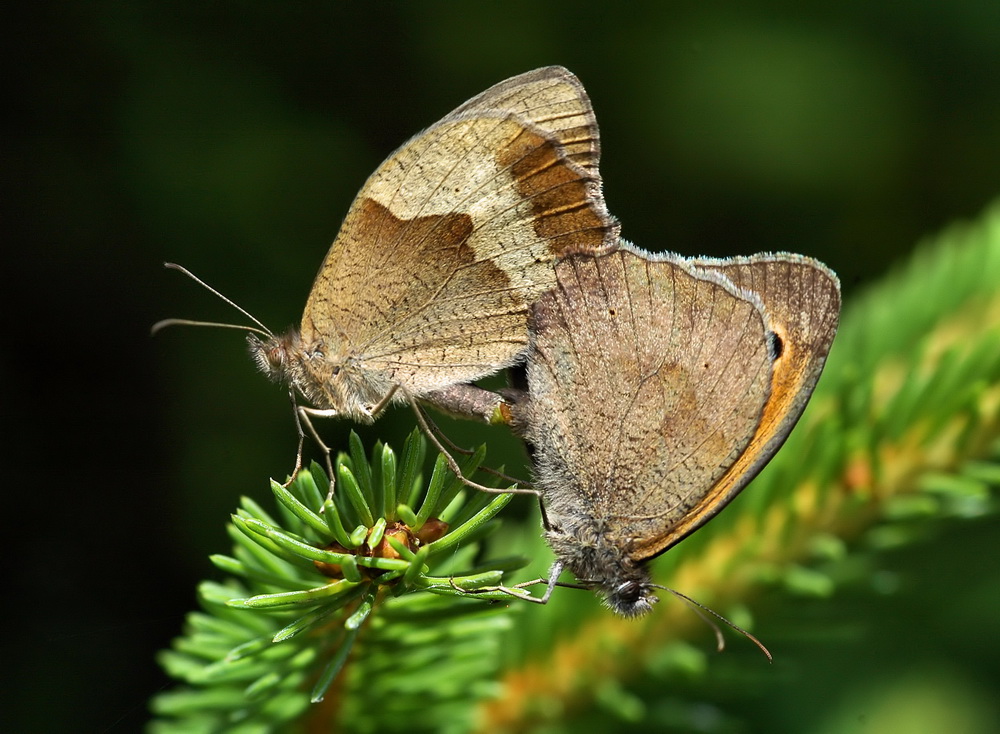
[266,347,285,370]
[767,331,784,360]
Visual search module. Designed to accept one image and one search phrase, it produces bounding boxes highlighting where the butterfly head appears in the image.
[248,330,391,423]
[545,517,659,618]
[248,330,305,387]
[605,577,659,618]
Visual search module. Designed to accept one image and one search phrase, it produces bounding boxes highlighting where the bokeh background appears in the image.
[5,2,999,731]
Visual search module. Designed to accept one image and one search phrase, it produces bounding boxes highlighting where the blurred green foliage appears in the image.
[5,2,1000,732]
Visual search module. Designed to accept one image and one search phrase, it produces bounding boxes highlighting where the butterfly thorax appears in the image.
[248,331,393,423]
[544,506,658,617]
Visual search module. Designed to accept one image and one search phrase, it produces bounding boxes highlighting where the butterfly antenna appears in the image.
[654,585,772,662]
[152,262,274,338]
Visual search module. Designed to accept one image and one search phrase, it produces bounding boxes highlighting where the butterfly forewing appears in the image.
[300,73,616,399]
[449,65,602,176]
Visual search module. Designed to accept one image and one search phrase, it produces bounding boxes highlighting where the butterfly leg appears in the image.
[404,389,540,496]
[417,407,533,489]
[447,561,566,605]
[364,384,398,420]
[278,388,309,488]
[297,405,341,502]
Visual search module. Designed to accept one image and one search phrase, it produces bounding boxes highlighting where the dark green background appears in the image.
[5,2,999,731]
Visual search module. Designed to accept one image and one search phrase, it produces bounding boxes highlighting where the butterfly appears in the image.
[249,66,618,427]
[511,244,840,615]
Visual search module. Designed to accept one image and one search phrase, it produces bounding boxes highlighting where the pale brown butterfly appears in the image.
[506,244,840,616]
[250,66,617,424]
[157,67,619,483]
